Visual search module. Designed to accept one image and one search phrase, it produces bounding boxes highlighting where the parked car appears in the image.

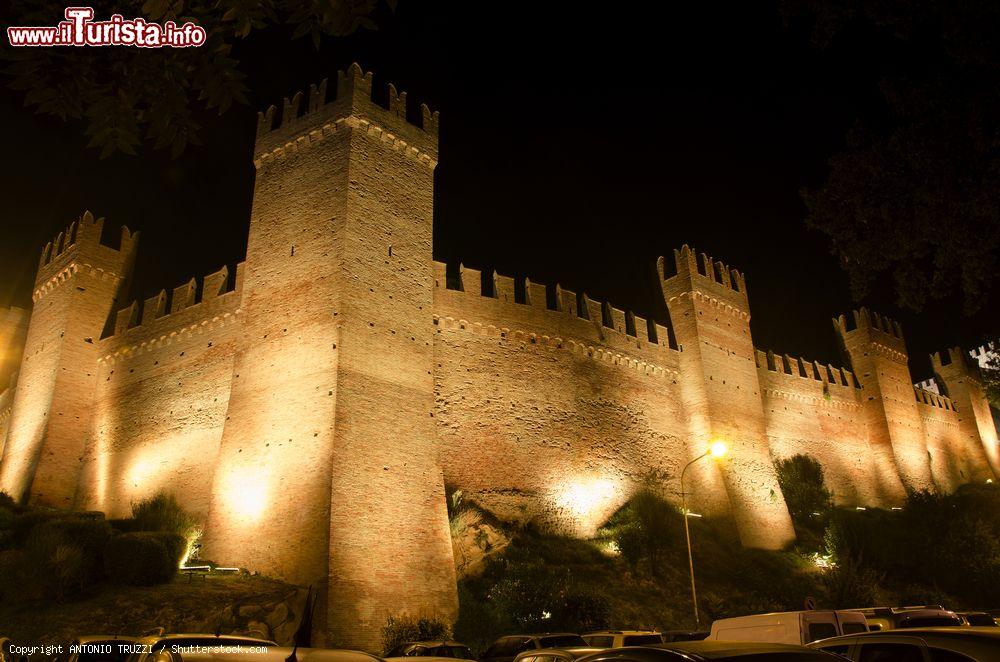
[54,635,140,662]
[582,632,662,648]
[807,626,1000,660]
[659,631,709,643]
[482,635,588,662]
[847,606,964,631]
[707,610,869,645]
[513,648,604,662]
[957,611,997,627]
[122,634,276,662]
[384,641,474,659]
[167,648,378,662]
[576,642,841,661]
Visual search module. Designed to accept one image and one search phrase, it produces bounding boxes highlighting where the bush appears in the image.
[821,555,881,609]
[601,487,683,577]
[104,531,185,585]
[774,455,833,532]
[381,615,451,656]
[129,493,198,537]
[9,509,64,548]
[126,492,200,563]
[21,517,111,600]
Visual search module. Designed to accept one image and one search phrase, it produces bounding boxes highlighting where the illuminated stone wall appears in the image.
[0,306,28,389]
[432,269,686,537]
[0,214,135,507]
[1,63,998,652]
[75,265,243,520]
[0,306,29,454]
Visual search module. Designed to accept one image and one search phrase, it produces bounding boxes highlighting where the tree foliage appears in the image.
[4,0,395,157]
[780,0,1000,313]
[774,454,833,524]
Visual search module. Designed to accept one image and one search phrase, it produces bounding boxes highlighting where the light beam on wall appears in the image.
[220,466,269,524]
[556,477,619,535]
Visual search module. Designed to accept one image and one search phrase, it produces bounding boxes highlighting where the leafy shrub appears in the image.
[104,531,185,585]
[381,615,451,656]
[774,455,833,535]
[22,517,111,600]
[130,493,198,537]
[9,509,63,548]
[821,555,881,609]
[108,518,141,533]
[601,488,683,577]
[126,492,201,563]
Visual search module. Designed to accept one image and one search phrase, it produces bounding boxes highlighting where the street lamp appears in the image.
[680,440,727,628]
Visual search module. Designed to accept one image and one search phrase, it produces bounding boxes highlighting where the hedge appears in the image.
[104,531,186,585]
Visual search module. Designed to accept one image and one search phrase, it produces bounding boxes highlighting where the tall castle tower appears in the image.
[201,64,456,649]
[0,213,136,505]
[931,347,999,480]
[659,246,794,550]
[834,309,923,499]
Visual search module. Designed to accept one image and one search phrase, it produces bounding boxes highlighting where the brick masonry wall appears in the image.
[75,281,243,520]
[433,279,687,536]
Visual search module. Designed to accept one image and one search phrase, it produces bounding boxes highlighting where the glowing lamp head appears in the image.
[708,441,728,458]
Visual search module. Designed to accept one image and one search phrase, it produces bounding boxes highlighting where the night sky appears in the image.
[1,2,996,381]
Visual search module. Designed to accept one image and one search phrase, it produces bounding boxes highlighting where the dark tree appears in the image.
[773,454,833,523]
[4,0,395,157]
[781,0,1000,313]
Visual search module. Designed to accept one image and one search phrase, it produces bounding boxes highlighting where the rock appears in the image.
[239,604,265,620]
[266,602,290,628]
[246,620,270,639]
[273,620,297,646]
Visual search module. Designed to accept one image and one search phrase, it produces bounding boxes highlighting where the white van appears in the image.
[708,610,869,645]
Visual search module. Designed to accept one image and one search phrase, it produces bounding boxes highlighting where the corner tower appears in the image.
[202,64,456,650]
[931,347,999,480]
[0,213,137,505]
[659,245,794,550]
[834,309,926,496]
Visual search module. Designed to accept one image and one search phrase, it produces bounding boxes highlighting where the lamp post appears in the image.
[680,440,727,628]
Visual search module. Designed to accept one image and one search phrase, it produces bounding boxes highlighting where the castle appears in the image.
[1,64,997,649]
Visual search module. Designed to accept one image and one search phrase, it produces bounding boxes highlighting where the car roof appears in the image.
[601,643,823,659]
[515,648,604,658]
[399,642,469,647]
[172,648,378,662]
[811,627,1000,645]
[133,634,277,645]
[583,632,660,636]
[71,636,140,643]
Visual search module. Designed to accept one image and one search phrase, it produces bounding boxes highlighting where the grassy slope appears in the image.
[0,575,299,643]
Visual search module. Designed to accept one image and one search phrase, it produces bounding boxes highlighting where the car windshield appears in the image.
[898,616,963,628]
[429,646,474,659]
[538,636,587,649]
[623,636,662,646]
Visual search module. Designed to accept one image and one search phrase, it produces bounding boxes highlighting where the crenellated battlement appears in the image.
[930,346,980,378]
[913,386,956,411]
[754,348,860,389]
[658,244,748,299]
[253,62,439,164]
[103,263,244,342]
[833,307,908,361]
[432,260,678,370]
[36,211,136,283]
